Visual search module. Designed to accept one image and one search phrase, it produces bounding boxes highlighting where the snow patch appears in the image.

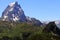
[55,21,60,24]
[9,2,16,6]
[55,21,60,28]
[26,17,32,21]
[9,8,13,11]
[3,19,5,21]
[4,16,8,18]
[12,14,15,17]
[19,8,22,11]
[13,17,19,21]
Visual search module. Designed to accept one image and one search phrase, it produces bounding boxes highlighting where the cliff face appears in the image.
[1,2,42,26]
[2,2,26,22]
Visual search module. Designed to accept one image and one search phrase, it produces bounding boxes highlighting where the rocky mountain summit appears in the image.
[1,2,42,25]
[2,2,26,22]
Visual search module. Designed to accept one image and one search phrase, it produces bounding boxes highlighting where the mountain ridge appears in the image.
[1,2,42,26]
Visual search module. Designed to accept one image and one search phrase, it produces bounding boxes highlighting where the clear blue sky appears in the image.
[0,0,60,21]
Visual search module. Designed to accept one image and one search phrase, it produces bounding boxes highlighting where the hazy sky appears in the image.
[0,0,60,21]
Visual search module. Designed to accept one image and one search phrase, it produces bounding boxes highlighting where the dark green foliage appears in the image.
[27,33,52,40]
[22,32,31,40]
[2,36,11,40]
[0,21,60,40]
[12,36,21,40]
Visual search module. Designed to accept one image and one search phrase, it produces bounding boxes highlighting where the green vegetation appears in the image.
[0,21,60,40]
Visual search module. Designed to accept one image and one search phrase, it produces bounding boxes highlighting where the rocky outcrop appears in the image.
[43,21,60,35]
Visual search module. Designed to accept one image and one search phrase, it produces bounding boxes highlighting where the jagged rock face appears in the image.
[26,16,42,26]
[2,2,26,22]
[1,2,42,25]
[43,22,60,35]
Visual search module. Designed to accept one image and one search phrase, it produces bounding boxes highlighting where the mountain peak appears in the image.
[2,1,26,22]
[1,2,42,26]
[9,2,18,6]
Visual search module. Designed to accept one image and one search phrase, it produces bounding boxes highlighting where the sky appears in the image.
[0,0,60,21]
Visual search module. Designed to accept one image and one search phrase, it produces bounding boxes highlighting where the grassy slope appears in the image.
[0,21,60,40]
